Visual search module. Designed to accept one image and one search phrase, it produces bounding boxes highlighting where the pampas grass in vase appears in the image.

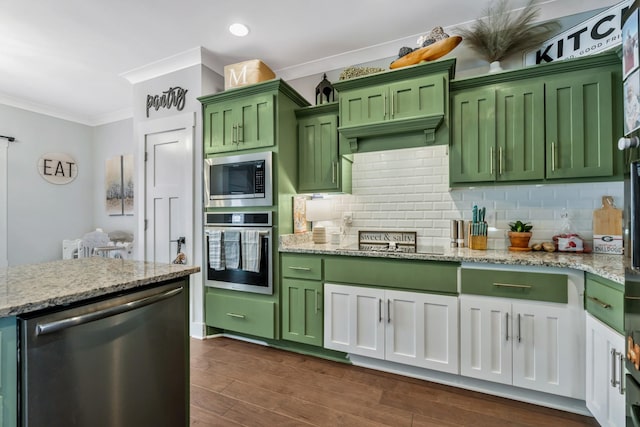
[456,0,560,72]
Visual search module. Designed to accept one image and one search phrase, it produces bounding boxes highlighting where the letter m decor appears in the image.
[223,59,276,90]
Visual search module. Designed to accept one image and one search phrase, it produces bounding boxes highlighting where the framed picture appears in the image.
[105,154,135,216]
[624,8,639,80]
[625,69,640,135]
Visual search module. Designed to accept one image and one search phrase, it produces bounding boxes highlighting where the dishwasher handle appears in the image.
[36,286,183,336]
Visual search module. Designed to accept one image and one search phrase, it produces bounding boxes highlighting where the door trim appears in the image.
[0,139,7,267]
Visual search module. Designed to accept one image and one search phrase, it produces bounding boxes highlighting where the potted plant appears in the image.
[508,220,533,251]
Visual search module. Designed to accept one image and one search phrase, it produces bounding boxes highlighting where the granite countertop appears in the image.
[279,234,625,285]
[0,257,200,317]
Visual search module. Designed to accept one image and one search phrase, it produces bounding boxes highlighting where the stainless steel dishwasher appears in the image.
[19,279,188,427]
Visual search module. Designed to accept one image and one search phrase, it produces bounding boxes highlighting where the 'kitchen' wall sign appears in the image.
[37,152,78,185]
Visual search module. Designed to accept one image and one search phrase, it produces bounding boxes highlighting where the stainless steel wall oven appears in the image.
[204,211,272,295]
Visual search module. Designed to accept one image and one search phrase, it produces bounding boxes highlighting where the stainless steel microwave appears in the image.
[204,151,273,208]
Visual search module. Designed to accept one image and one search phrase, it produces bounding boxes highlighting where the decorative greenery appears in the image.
[509,220,533,233]
[456,0,560,63]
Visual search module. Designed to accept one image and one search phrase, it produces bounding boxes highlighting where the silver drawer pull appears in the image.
[226,312,246,319]
[493,283,532,289]
[626,296,640,300]
[587,295,612,309]
[288,266,312,271]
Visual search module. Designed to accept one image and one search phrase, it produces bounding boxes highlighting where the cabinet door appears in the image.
[511,301,582,398]
[204,102,236,154]
[450,88,496,184]
[495,82,545,181]
[236,94,275,150]
[0,317,16,427]
[545,71,613,179]
[586,314,625,427]
[459,296,512,385]
[339,86,387,128]
[298,113,340,192]
[323,283,385,358]
[386,290,458,374]
[282,279,323,346]
[389,75,445,120]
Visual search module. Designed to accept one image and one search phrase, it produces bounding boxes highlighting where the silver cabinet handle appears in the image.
[587,295,612,309]
[238,124,243,143]
[490,146,495,175]
[620,352,626,395]
[493,283,532,289]
[233,124,238,144]
[505,312,509,342]
[379,299,382,323]
[551,142,556,172]
[332,161,337,184]
[387,299,391,323]
[611,349,619,388]
[391,92,395,118]
[288,266,311,271]
[383,94,387,118]
[499,146,504,176]
[315,290,319,314]
[226,312,246,319]
[517,313,521,343]
[36,286,183,335]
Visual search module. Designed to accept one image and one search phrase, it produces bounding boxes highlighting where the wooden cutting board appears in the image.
[593,196,622,236]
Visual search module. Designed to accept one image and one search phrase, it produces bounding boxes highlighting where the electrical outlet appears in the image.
[343,212,353,225]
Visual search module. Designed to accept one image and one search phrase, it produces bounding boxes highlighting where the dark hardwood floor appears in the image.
[190,337,599,426]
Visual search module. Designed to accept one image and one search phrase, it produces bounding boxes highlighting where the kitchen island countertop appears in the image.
[0,257,200,317]
[279,234,625,285]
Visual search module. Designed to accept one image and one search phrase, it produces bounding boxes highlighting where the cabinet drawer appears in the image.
[325,256,458,294]
[585,273,624,334]
[206,293,275,339]
[460,269,567,303]
[281,254,322,280]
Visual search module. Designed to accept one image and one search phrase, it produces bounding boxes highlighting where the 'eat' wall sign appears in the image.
[38,152,78,185]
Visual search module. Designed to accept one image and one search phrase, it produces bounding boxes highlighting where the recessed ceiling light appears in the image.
[229,23,249,37]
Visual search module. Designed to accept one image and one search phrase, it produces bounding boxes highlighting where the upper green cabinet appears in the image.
[449,50,622,186]
[545,70,613,179]
[203,94,275,153]
[199,79,310,155]
[295,103,352,193]
[332,59,456,153]
[450,81,545,183]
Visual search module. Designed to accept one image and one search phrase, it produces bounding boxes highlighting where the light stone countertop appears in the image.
[279,234,625,285]
[0,257,200,317]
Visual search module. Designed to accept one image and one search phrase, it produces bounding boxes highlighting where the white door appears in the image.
[586,313,625,427]
[512,301,581,399]
[460,295,512,385]
[144,129,190,263]
[0,139,7,267]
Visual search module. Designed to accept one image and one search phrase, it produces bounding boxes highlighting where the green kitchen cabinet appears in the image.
[206,291,276,339]
[545,70,613,180]
[339,74,445,128]
[281,253,324,346]
[282,278,323,346]
[332,59,456,153]
[0,317,16,427]
[203,93,275,154]
[295,103,352,193]
[450,81,545,184]
[449,50,622,186]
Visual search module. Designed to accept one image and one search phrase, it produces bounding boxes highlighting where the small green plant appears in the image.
[509,221,533,232]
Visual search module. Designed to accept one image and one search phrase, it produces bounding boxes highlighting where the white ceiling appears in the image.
[0,0,616,125]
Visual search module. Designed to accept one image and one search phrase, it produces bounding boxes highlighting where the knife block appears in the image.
[468,223,487,250]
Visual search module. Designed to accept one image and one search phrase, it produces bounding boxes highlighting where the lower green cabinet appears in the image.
[0,317,16,427]
[206,292,275,339]
[282,278,323,346]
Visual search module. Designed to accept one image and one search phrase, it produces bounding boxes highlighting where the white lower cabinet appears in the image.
[460,295,583,399]
[324,283,459,374]
[585,313,625,427]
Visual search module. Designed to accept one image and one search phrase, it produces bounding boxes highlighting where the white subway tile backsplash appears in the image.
[328,145,623,250]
